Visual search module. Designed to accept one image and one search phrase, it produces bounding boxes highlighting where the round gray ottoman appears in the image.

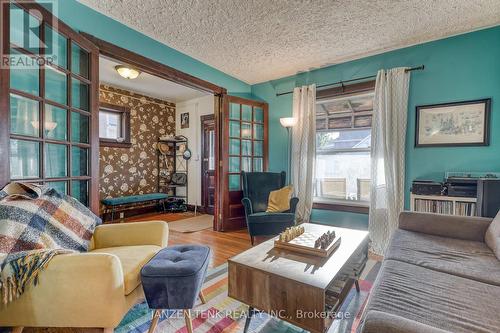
[141,244,211,333]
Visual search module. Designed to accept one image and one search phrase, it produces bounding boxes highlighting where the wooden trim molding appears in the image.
[316,80,375,100]
[79,32,228,227]
[79,32,227,96]
[0,0,11,189]
[313,201,369,214]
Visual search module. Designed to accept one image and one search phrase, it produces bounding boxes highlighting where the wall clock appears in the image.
[183,148,192,160]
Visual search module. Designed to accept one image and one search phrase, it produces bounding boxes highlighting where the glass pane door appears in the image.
[1,2,99,212]
[227,103,266,191]
[219,96,268,231]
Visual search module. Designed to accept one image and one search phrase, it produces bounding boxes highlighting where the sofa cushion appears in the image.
[386,229,500,286]
[485,211,500,260]
[91,245,160,295]
[362,259,500,333]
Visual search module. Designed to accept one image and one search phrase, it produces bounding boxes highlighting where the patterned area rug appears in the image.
[116,261,380,333]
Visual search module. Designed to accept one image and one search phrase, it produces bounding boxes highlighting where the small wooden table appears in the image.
[228,223,369,333]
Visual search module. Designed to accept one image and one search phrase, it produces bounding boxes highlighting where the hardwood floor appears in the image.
[125,211,253,268]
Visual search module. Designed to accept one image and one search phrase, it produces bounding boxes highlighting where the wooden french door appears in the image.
[216,96,268,231]
[201,114,215,215]
[0,1,100,213]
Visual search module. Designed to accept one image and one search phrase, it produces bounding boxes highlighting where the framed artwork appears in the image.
[415,99,491,147]
[181,112,189,129]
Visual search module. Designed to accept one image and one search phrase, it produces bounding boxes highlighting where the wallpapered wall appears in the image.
[99,85,175,209]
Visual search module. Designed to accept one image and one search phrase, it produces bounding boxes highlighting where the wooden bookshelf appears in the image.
[410,194,477,217]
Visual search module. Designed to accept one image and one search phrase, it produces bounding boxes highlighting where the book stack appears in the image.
[414,199,453,215]
[455,202,476,216]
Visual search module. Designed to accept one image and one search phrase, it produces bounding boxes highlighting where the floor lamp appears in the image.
[280,117,297,185]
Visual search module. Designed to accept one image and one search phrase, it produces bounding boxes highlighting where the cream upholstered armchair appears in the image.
[0,221,169,332]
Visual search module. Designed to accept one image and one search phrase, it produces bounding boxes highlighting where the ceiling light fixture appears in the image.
[115,65,141,79]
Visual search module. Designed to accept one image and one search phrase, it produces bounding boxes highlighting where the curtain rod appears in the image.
[275,65,424,97]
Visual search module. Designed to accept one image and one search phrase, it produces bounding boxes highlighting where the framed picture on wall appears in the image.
[181,112,189,129]
[415,98,491,147]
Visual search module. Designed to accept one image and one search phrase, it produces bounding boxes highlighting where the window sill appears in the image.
[312,199,369,214]
[99,140,132,148]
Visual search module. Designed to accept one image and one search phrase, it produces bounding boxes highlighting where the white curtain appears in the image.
[369,68,410,255]
[291,84,316,223]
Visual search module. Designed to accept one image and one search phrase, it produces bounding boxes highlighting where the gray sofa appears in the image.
[358,211,500,333]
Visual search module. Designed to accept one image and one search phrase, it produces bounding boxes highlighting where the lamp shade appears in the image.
[115,65,141,79]
[280,117,297,128]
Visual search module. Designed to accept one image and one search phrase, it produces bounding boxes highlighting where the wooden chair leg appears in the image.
[183,309,193,333]
[148,309,162,333]
[199,290,207,304]
[11,327,23,333]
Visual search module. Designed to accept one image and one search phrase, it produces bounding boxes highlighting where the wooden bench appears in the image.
[101,193,169,222]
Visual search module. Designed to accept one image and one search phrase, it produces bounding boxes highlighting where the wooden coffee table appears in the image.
[228,223,369,333]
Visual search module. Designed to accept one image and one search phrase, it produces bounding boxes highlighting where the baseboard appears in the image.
[187,204,206,213]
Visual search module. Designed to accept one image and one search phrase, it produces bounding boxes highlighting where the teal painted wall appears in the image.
[50,0,251,95]
[311,210,368,230]
[252,26,500,228]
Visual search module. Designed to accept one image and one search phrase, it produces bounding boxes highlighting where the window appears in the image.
[314,82,375,208]
[99,102,131,147]
[99,111,121,139]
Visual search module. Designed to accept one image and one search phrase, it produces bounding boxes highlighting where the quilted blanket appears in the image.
[0,182,101,304]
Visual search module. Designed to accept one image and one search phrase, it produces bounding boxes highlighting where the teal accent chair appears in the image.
[241,171,298,245]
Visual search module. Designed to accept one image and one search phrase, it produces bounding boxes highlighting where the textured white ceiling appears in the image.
[100,56,207,102]
[79,0,500,84]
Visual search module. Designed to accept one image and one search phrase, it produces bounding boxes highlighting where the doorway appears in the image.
[217,96,269,231]
[201,114,216,215]
[80,33,227,227]
[98,55,212,220]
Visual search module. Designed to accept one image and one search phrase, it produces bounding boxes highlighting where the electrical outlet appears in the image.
[119,212,124,219]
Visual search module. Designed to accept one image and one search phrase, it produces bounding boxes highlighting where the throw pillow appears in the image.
[266,185,293,213]
[485,210,500,260]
